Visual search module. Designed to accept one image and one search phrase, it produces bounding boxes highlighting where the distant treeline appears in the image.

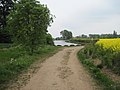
[55,30,120,41]
[77,30,120,38]
[69,38,98,45]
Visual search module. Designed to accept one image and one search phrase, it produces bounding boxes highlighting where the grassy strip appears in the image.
[77,48,120,90]
[0,43,12,49]
[69,38,98,44]
[0,45,61,90]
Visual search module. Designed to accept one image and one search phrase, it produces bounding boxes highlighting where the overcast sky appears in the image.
[40,0,120,37]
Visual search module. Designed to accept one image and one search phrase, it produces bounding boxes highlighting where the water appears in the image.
[54,40,77,46]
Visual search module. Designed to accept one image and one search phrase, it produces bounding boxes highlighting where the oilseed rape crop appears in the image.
[96,38,120,51]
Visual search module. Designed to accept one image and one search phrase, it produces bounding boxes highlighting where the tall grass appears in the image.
[78,44,120,89]
[78,49,114,89]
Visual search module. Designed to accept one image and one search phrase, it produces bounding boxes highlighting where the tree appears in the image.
[0,0,14,43]
[0,0,14,30]
[46,33,54,45]
[60,30,72,40]
[7,0,53,53]
[81,34,88,38]
[113,30,117,38]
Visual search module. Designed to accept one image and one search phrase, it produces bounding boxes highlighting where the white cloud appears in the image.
[39,0,120,37]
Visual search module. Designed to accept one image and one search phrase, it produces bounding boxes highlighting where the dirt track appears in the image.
[21,47,97,90]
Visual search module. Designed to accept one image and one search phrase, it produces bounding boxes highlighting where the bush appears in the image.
[83,44,120,74]
[77,47,118,89]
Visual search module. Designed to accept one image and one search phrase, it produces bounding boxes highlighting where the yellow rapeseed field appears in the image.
[96,38,120,51]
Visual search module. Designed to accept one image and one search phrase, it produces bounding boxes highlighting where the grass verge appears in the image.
[77,48,120,90]
[0,45,61,90]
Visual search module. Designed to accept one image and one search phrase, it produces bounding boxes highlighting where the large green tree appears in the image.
[7,0,53,53]
[60,30,73,40]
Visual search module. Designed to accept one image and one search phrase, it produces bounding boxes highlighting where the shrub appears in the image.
[78,49,115,89]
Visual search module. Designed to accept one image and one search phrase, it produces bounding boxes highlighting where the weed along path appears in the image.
[21,47,96,90]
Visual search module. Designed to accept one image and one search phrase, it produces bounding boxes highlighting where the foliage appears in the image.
[54,37,63,40]
[78,48,119,89]
[60,30,72,40]
[0,0,14,30]
[69,38,98,44]
[113,30,118,38]
[0,0,14,43]
[95,39,120,74]
[89,30,120,38]
[0,30,12,43]
[7,0,53,54]
[46,33,54,45]
[0,45,60,90]
[82,43,120,73]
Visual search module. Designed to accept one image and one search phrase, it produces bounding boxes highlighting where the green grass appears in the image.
[0,45,61,90]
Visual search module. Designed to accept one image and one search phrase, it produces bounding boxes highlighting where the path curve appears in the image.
[21,47,96,90]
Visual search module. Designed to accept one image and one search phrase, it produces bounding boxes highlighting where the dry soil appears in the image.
[20,47,97,90]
